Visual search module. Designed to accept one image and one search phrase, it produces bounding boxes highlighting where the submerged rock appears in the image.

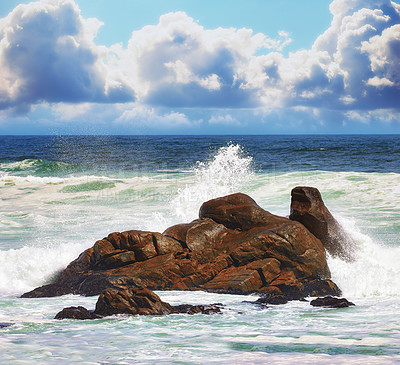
[310,296,355,308]
[0,322,13,328]
[24,188,344,301]
[289,186,355,260]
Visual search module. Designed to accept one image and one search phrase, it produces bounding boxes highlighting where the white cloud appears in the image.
[208,114,241,126]
[1,0,400,129]
[361,24,400,87]
[345,108,400,123]
[164,60,222,90]
[52,102,93,120]
[367,76,395,88]
[241,0,400,111]
[116,104,193,127]
[117,11,290,108]
[0,0,134,112]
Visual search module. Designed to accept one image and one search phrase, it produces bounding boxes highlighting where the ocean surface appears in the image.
[0,135,399,364]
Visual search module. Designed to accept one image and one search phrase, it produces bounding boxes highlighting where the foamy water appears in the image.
[1,137,399,363]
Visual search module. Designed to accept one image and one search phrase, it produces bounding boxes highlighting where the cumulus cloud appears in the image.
[0,0,134,112]
[345,108,400,123]
[116,104,193,128]
[0,0,399,128]
[246,0,400,111]
[52,102,93,120]
[208,114,242,126]
[116,11,291,108]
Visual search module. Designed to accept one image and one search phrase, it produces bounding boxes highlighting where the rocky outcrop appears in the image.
[23,188,347,300]
[290,186,355,260]
[310,296,355,308]
[55,288,222,319]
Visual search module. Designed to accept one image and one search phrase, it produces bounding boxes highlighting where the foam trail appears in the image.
[171,144,253,222]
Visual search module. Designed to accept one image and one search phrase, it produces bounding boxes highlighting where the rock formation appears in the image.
[289,186,355,260]
[55,288,222,319]
[23,188,352,301]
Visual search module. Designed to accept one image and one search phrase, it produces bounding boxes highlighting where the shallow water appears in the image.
[1,135,399,363]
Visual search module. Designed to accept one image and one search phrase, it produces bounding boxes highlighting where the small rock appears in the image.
[310,296,355,308]
[289,186,355,260]
[172,303,223,315]
[55,306,101,320]
[245,293,291,307]
[0,323,13,328]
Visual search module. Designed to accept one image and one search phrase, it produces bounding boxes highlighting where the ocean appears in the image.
[0,135,399,364]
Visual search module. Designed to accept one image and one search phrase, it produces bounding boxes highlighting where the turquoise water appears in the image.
[0,136,399,363]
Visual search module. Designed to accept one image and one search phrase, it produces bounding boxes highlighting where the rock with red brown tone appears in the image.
[289,186,355,260]
[94,288,173,316]
[23,190,342,300]
[55,288,223,319]
[199,193,288,230]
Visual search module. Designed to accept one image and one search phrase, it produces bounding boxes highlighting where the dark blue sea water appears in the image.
[1,135,399,174]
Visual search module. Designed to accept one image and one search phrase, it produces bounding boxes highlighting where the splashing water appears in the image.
[171,144,254,222]
[328,216,400,298]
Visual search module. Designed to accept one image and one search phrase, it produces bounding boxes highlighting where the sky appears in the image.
[0,0,399,135]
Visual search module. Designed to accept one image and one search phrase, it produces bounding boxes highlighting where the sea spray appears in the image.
[0,242,88,296]
[171,144,254,221]
[328,216,400,298]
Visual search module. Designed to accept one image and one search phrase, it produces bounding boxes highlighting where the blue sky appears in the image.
[0,0,399,134]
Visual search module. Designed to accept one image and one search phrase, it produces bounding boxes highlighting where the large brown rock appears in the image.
[289,186,355,260]
[23,190,341,300]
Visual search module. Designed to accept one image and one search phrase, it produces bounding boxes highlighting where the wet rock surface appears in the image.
[0,322,13,328]
[55,306,101,320]
[310,296,355,308]
[24,188,350,303]
[55,288,222,319]
[246,278,341,306]
[95,288,173,316]
[289,186,355,260]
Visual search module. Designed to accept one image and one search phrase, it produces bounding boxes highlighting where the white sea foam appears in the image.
[328,217,400,298]
[171,144,254,221]
[0,242,89,296]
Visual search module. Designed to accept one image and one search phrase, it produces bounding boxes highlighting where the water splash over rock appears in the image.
[22,188,347,300]
[172,144,253,221]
